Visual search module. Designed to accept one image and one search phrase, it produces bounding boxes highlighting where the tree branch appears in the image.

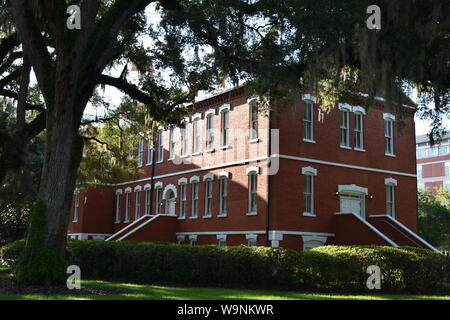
[0,89,46,112]
[0,51,23,76]
[8,0,54,103]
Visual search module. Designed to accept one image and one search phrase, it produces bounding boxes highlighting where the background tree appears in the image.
[0,0,447,284]
[418,188,450,250]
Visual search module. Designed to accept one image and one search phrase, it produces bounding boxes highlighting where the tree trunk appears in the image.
[16,71,85,285]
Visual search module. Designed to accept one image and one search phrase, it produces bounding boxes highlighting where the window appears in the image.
[137,140,144,167]
[204,179,213,217]
[124,191,131,222]
[417,165,423,179]
[191,181,199,218]
[417,149,427,158]
[144,188,151,215]
[179,183,186,218]
[115,192,122,223]
[250,103,259,140]
[446,163,450,176]
[157,130,164,162]
[73,189,80,222]
[156,187,163,214]
[248,173,258,214]
[340,109,350,147]
[429,147,438,157]
[384,119,394,155]
[386,184,395,217]
[206,114,214,150]
[219,177,228,216]
[303,174,314,215]
[169,127,175,159]
[221,110,229,146]
[146,142,154,165]
[193,118,201,153]
[135,190,141,219]
[218,238,227,247]
[247,238,257,247]
[354,113,364,150]
[439,145,449,156]
[303,101,314,141]
[445,181,450,189]
[180,123,188,156]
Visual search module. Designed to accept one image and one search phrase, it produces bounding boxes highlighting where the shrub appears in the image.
[0,239,25,270]
[2,240,449,292]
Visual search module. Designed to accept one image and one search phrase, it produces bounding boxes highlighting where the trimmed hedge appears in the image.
[1,240,449,292]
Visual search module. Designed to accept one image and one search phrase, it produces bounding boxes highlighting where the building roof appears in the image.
[416,132,450,144]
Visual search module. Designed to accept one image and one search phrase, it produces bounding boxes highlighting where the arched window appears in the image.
[385,178,397,217]
[302,167,317,216]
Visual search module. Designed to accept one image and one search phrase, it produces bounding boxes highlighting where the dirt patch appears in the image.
[0,276,126,296]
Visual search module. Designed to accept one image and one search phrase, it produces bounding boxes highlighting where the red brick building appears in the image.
[416,132,450,192]
[68,86,437,251]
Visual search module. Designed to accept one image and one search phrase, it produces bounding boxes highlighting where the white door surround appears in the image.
[338,184,368,219]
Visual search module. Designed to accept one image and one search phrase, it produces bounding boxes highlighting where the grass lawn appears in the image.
[1,279,450,300]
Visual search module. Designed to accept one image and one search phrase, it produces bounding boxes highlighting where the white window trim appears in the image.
[124,190,132,223]
[189,175,200,183]
[384,178,398,186]
[179,183,187,220]
[204,108,215,118]
[352,106,366,115]
[338,184,368,195]
[246,166,260,175]
[143,183,151,191]
[134,189,141,220]
[191,180,199,219]
[162,184,178,200]
[168,127,176,160]
[178,177,188,185]
[218,170,230,179]
[134,185,142,192]
[203,173,215,181]
[219,103,231,113]
[302,94,317,104]
[338,103,352,112]
[73,189,80,223]
[115,189,123,195]
[247,171,258,215]
[157,130,164,163]
[383,113,396,121]
[384,118,395,156]
[301,166,317,176]
[303,100,315,143]
[353,112,365,151]
[154,181,163,189]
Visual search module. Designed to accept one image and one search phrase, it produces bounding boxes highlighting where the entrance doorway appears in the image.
[165,190,176,215]
[340,193,365,219]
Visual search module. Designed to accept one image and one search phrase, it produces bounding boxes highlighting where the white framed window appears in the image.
[340,109,350,147]
[124,190,131,222]
[180,122,188,156]
[248,172,258,214]
[219,176,228,216]
[73,189,80,223]
[204,178,213,217]
[445,162,450,176]
[429,147,438,157]
[137,140,144,167]
[179,183,187,219]
[221,109,229,147]
[302,167,317,216]
[169,127,176,159]
[157,130,164,162]
[439,145,449,156]
[303,174,314,215]
[383,114,395,156]
[156,186,163,214]
[246,234,258,247]
[144,187,151,215]
[206,114,215,150]
[135,190,141,219]
[191,181,199,218]
[146,142,154,165]
[445,181,450,189]
[303,101,314,141]
[385,178,397,218]
[386,184,395,217]
[417,165,423,179]
[193,117,201,153]
[250,102,259,140]
[354,113,364,150]
[218,238,227,247]
[115,190,122,223]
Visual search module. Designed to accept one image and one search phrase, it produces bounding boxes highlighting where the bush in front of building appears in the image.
[305,245,450,291]
[1,240,449,292]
